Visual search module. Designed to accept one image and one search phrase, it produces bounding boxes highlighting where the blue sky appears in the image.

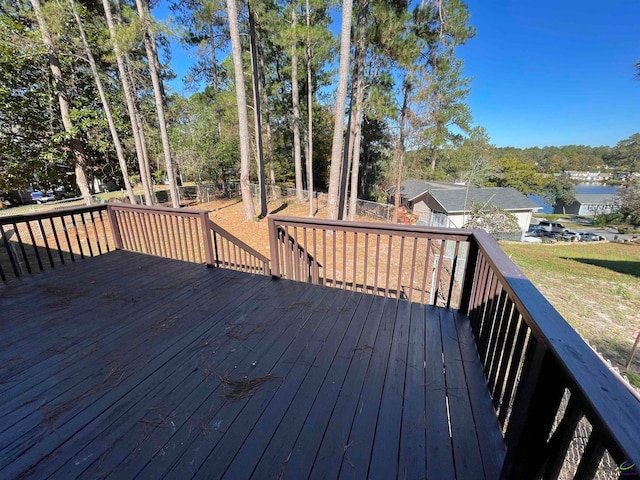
[460,0,640,147]
[155,0,640,149]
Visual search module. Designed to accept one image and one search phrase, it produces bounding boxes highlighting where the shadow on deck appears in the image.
[0,250,503,479]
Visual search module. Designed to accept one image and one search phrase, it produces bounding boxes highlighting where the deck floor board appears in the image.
[0,250,505,479]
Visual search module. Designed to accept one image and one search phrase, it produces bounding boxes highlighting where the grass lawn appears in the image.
[500,241,640,383]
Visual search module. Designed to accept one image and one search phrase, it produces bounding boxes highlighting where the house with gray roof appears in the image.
[394,179,541,240]
[553,194,619,216]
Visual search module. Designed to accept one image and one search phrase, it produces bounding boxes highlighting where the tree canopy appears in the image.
[1,0,638,215]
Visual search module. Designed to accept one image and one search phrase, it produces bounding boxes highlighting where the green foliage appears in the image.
[440,126,496,185]
[609,133,640,173]
[490,154,548,195]
[152,169,164,184]
[493,144,612,174]
[622,370,640,388]
[168,92,239,184]
[404,0,475,173]
[542,177,576,207]
[617,178,640,225]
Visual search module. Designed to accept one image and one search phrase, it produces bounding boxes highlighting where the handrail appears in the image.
[206,217,270,275]
[107,204,270,275]
[268,215,473,306]
[468,229,640,477]
[107,204,206,264]
[273,224,321,283]
[267,215,475,240]
[0,204,108,226]
[0,205,112,282]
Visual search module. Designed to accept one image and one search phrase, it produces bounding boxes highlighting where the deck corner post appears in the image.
[199,212,215,268]
[459,236,479,315]
[500,341,566,480]
[107,205,123,250]
[268,216,280,279]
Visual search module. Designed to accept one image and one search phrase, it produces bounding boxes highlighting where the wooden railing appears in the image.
[272,224,321,283]
[108,204,269,275]
[3,207,638,475]
[268,216,473,307]
[465,230,639,478]
[0,204,269,282]
[108,204,207,264]
[0,205,113,281]
[206,216,270,275]
[268,216,640,478]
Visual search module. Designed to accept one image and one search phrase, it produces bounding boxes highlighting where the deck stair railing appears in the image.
[108,204,270,275]
[205,215,270,275]
[272,224,321,283]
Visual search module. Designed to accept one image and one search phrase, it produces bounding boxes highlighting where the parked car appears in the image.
[30,191,56,204]
[537,221,567,234]
[578,231,605,242]
[561,230,580,242]
[53,186,76,200]
[525,226,547,237]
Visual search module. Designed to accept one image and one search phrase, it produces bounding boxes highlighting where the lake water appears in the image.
[528,184,620,214]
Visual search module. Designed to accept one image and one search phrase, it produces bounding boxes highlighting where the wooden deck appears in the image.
[0,250,504,479]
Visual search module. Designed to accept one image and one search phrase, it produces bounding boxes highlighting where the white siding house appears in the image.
[395,180,541,240]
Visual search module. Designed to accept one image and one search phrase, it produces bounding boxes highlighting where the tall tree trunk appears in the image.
[114,0,154,204]
[392,82,410,223]
[70,0,136,204]
[115,0,154,200]
[248,5,267,217]
[134,0,180,208]
[305,0,314,217]
[30,0,92,205]
[255,25,276,187]
[291,1,304,202]
[209,22,222,138]
[347,0,369,221]
[102,0,154,205]
[226,0,256,220]
[326,0,353,220]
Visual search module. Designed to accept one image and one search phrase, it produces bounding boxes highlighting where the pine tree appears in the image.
[326,0,353,220]
[226,0,256,220]
[134,0,180,208]
[101,0,154,205]
[29,0,92,204]
[69,0,136,204]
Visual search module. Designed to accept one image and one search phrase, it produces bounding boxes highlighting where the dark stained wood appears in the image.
[424,304,456,479]
[500,343,567,480]
[0,250,504,479]
[451,309,507,479]
[368,298,411,478]
[397,302,427,480]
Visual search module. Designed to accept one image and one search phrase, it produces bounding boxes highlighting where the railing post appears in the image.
[107,205,123,250]
[268,216,280,279]
[459,236,479,314]
[199,211,214,268]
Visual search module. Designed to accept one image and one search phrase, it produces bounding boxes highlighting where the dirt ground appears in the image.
[187,196,385,257]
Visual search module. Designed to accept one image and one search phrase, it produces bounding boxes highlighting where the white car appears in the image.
[578,231,605,241]
[561,230,580,242]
